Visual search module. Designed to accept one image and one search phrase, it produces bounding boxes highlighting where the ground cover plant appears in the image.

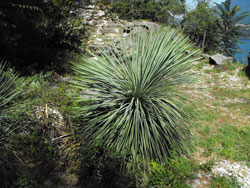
[71,27,200,166]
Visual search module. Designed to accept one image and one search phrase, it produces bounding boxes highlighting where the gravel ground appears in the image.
[191,160,250,188]
[212,160,250,188]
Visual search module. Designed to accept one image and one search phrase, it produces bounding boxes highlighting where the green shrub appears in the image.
[210,176,241,188]
[12,132,59,187]
[147,155,196,188]
[76,144,137,188]
[0,0,87,74]
[0,62,24,188]
[99,0,185,25]
[71,27,200,165]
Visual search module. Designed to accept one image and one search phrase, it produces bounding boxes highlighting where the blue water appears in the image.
[234,39,250,65]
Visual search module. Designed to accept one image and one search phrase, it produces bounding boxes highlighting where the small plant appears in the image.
[224,61,236,71]
[147,155,197,188]
[200,160,215,173]
[210,176,241,188]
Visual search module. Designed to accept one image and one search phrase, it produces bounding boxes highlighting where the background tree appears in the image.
[100,0,186,25]
[0,0,86,74]
[183,1,220,53]
[215,0,249,56]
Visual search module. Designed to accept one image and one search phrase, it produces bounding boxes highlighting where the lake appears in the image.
[234,39,250,65]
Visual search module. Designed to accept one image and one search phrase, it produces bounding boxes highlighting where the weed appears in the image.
[199,160,215,173]
[210,176,241,188]
[147,155,197,188]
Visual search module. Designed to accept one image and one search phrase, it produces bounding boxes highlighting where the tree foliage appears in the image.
[71,28,200,165]
[0,0,86,74]
[183,1,220,53]
[99,0,185,25]
[215,0,249,56]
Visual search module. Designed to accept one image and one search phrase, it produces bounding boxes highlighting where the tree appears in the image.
[101,0,186,25]
[71,28,200,165]
[0,0,86,74]
[183,1,220,53]
[215,0,249,56]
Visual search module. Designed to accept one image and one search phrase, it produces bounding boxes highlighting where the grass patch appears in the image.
[196,124,250,161]
[210,176,241,188]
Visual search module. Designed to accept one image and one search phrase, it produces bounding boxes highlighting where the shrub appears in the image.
[0,61,24,187]
[71,27,200,165]
[12,132,59,187]
[0,0,87,74]
[211,176,241,188]
[76,144,137,188]
[147,155,196,188]
[98,0,185,25]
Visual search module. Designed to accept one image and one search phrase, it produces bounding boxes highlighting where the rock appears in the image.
[102,28,120,34]
[136,21,158,31]
[97,10,105,17]
[202,53,210,59]
[106,24,124,28]
[209,54,233,66]
[229,76,240,82]
[130,26,148,36]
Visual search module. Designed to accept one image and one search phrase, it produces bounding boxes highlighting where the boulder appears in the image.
[102,28,120,34]
[209,54,233,66]
[202,53,210,59]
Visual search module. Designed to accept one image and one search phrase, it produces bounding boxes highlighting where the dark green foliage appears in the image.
[147,155,196,188]
[76,144,137,188]
[183,2,220,53]
[99,0,185,25]
[0,63,24,188]
[0,0,87,74]
[0,72,76,187]
[0,127,20,188]
[215,0,249,56]
[12,132,59,187]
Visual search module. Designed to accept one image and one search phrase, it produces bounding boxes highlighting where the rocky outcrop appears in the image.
[80,5,159,55]
[209,54,233,66]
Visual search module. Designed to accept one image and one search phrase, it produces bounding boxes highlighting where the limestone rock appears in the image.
[209,54,233,66]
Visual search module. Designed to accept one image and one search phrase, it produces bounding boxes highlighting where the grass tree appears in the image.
[71,27,200,164]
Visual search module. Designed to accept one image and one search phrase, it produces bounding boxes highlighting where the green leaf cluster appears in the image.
[71,27,200,165]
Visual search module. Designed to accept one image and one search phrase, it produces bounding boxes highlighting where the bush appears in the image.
[12,132,59,187]
[0,0,87,74]
[0,61,24,187]
[211,176,241,188]
[76,144,137,188]
[147,155,197,188]
[99,0,185,25]
[71,27,200,165]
